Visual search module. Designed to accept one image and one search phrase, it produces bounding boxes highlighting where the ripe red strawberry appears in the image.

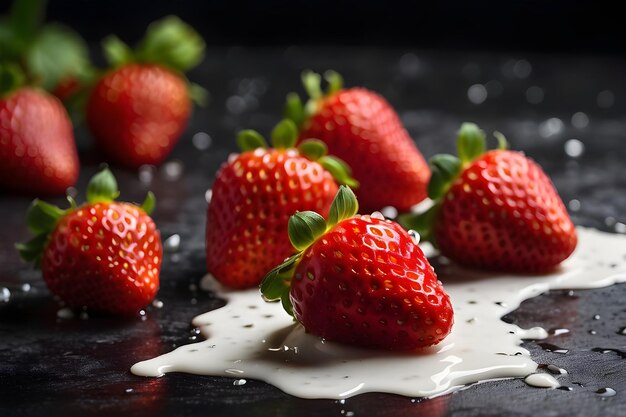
[262,186,453,350]
[206,119,357,289]
[400,123,577,272]
[0,88,79,195]
[86,16,206,168]
[285,70,430,213]
[17,168,162,315]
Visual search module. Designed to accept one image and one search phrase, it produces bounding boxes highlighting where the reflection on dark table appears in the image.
[1,47,626,417]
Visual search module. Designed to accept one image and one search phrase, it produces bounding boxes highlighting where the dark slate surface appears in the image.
[1,47,626,417]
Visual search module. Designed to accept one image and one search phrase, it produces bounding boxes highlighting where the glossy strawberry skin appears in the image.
[0,88,79,195]
[86,64,191,168]
[290,215,453,350]
[299,88,430,213]
[435,150,577,272]
[42,202,162,315]
[206,148,339,289]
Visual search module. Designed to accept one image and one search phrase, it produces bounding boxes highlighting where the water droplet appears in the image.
[467,84,487,104]
[596,387,616,397]
[597,90,615,108]
[139,309,147,317]
[152,299,164,309]
[564,139,585,158]
[618,327,626,335]
[513,59,532,79]
[226,95,246,114]
[408,230,420,245]
[398,53,422,78]
[161,160,184,181]
[568,199,581,212]
[546,364,568,374]
[56,307,74,319]
[164,234,181,252]
[538,342,569,354]
[539,118,564,138]
[380,206,398,219]
[233,378,247,386]
[526,86,544,104]
[614,222,626,234]
[192,132,212,150]
[571,112,589,129]
[0,287,10,302]
[593,314,601,320]
[125,388,134,393]
[205,189,213,203]
[21,283,31,292]
[485,80,503,97]
[589,330,597,335]
[138,165,156,184]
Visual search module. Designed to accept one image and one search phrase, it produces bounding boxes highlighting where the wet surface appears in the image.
[1,46,626,417]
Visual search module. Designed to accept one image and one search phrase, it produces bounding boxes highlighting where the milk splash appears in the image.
[131,228,626,399]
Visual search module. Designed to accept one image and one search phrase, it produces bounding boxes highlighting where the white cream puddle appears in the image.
[131,228,626,399]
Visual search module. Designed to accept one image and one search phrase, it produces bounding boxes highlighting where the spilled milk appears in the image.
[131,228,626,399]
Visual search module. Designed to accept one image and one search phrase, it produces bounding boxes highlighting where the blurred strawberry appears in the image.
[86,16,207,168]
[284,70,430,213]
[0,64,78,195]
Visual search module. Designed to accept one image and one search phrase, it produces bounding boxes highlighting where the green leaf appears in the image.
[281,289,294,317]
[319,155,359,188]
[25,199,64,234]
[427,154,461,200]
[271,119,298,149]
[26,23,91,91]
[0,63,26,95]
[493,131,509,150]
[457,122,486,165]
[288,211,327,251]
[298,139,327,161]
[102,35,133,67]
[8,0,46,51]
[135,15,205,72]
[260,253,301,301]
[327,185,359,228]
[140,191,156,215]
[15,232,48,264]
[397,203,439,244]
[284,92,305,128]
[324,70,343,95]
[236,130,268,152]
[188,82,209,107]
[301,70,322,100]
[86,168,119,203]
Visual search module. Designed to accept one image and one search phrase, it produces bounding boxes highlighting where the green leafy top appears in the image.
[101,15,207,105]
[15,168,156,266]
[398,122,508,244]
[235,119,358,188]
[284,69,344,129]
[0,0,93,97]
[260,186,359,315]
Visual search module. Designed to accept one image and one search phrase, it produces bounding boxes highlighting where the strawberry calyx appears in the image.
[398,123,508,244]
[16,168,155,266]
[261,186,359,315]
[236,119,358,188]
[102,15,207,105]
[284,69,343,129]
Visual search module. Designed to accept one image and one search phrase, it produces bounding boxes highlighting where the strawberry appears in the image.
[16,168,162,315]
[206,119,357,289]
[285,70,430,213]
[86,16,206,168]
[0,87,79,195]
[399,123,577,272]
[261,186,454,350]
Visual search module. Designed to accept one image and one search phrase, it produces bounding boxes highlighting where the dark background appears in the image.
[2,0,625,54]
